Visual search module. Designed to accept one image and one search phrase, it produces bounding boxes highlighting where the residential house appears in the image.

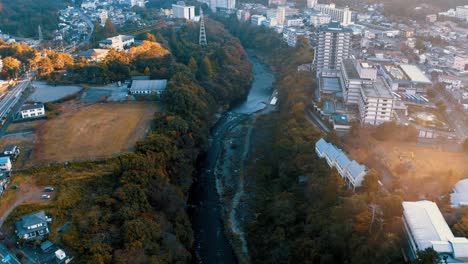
[15,211,50,241]
[0,157,12,172]
[19,104,45,119]
[99,35,135,51]
[3,145,20,159]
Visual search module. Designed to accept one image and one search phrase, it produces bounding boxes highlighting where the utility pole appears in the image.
[199,8,207,47]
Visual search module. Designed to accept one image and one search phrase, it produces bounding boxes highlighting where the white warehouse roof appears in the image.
[400,64,432,84]
[403,201,468,262]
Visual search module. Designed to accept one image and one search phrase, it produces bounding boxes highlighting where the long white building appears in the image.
[314,22,352,75]
[314,3,353,26]
[403,201,468,263]
[315,138,367,190]
[172,2,196,20]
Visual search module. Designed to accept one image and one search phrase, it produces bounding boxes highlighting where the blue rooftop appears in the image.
[0,157,10,164]
[324,144,342,160]
[315,138,331,153]
[347,161,367,179]
[336,152,352,170]
[332,114,349,124]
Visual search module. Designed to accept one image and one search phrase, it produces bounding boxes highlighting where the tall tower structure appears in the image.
[38,25,43,42]
[314,21,352,75]
[199,9,208,47]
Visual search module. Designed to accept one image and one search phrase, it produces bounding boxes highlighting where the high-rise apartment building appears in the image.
[307,0,317,9]
[172,2,196,20]
[314,22,352,74]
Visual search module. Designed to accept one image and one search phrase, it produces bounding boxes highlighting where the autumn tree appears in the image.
[200,56,213,80]
[2,56,21,79]
[187,57,197,75]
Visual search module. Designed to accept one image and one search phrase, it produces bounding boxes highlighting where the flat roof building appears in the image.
[314,22,352,75]
[403,201,468,263]
[172,2,196,20]
[451,179,468,208]
[129,80,168,95]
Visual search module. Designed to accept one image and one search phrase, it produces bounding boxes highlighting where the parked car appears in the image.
[41,194,51,199]
[44,187,54,192]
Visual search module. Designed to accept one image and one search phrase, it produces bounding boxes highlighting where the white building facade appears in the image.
[314,3,353,26]
[172,2,196,20]
[314,22,352,74]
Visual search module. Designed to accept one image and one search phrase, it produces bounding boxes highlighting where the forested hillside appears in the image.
[5,19,253,263]
[0,0,69,38]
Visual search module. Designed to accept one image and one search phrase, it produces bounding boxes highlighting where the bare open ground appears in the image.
[31,102,157,164]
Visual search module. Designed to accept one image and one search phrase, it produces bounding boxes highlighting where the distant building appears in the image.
[0,58,3,72]
[2,145,20,160]
[285,18,304,27]
[129,80,168,95]
[426,14,437,23]
[15,211,50,241]
[276,6,286,25]
[402,201,468,262]
[314,3,353,26]
[76,49,109,62]
[456,5,468,21]
[100,10,108,26]
[439,75,463,89]
[307,0,317,9]
[172,2,196,20]
[99,35,135,51]
[251,15,266,26]
[315,138,368,190]
[451,179,468,208]
[0,157,12,172]
[210,0,236,12]
[268,0,286,7]
[453,54,468,72]
[19,103,45,119]
[236,9,251,21]
[340,59,377,105]
[310,13,331,27]
[314,22,352,75]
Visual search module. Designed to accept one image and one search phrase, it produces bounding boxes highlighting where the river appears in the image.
[187,54,274,264]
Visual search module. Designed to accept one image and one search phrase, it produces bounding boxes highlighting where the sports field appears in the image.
[32,102,157,163]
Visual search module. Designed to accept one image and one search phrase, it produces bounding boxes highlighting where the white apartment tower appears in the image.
[172,2,196,20]
[307,0,317,9]
[358,77,395,125]
[314,3,353,26]
[211,0,236,11]
[314,22,352,74]
[276,6,286,25]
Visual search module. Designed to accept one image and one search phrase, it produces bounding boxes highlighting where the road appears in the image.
[306,108,330,133]
[434,92,468,141]
[0,80,29,124]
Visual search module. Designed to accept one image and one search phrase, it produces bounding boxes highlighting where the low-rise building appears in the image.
[0,157,12,172]
[309,13,331,27]
[403,200,468,262]
[379,63,432,94]
[315,138,368,190]
[453,54,468,72]
[19,104,45,119]
[2,145,19,160]
[251,15,266,26]
[76,49,109,62]
[439,75,463,89]
[99,35,135,51]
[15,211,51,241]
[129,79,168,95]
[426,14,437,23]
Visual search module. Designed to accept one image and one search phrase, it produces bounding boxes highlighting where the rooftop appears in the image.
[20,103,44,111]
[130,80,168,91]
[400,64,432,84]
[361,77,393,99]
[321,77,342,93]
[403,200,468,262]
[319,21,352,33]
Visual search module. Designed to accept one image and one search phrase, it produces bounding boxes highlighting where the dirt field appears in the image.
[31,102,157,164]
